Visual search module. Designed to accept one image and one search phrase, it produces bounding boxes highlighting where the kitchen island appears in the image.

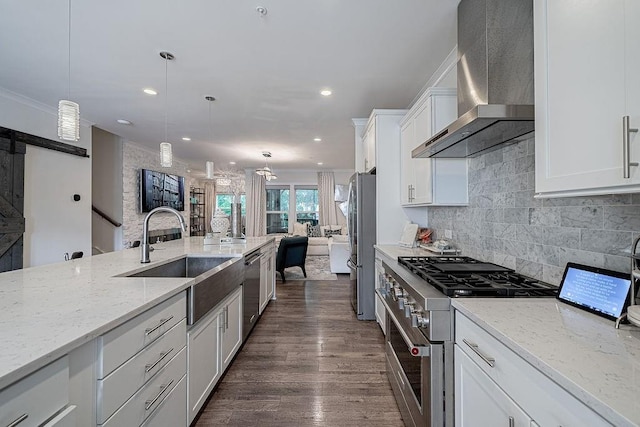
[0,236,274,426]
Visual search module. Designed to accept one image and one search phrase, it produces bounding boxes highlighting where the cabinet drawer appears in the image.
[97,319,186,424]
[99,292,186,377]
[0,357,69,427]
[100,347,186,427]
[455,312,611,426]
[140,375,186,427]
[42,405,76,427]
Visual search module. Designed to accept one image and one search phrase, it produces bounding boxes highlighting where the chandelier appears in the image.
[255,151,277,181]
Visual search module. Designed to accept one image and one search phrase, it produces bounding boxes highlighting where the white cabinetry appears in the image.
[374,257,385,334]
[0,356,73,427]
[400,88,468,206]
[187,286,242,423]
[455,311,611,426]
[97,292,187,427]
[357,109,407,244]
[260,242,276,314]
[534,0,640,197]
[456,347,530,427]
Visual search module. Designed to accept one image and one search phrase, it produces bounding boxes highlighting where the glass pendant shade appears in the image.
[58,100,80,141]
[160,142,172,167]
[206,161,215,179]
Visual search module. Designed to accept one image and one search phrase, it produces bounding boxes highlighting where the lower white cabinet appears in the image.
[42,405,77,427]
[260,242,276,314]
[220,288,242,370]
[374,259,386,334]
[187,306,221,423]
[455,312,612,427]
[140,375,186,427]
[187,286,243,424]
[0,356,70,427]
[455,347,530,427]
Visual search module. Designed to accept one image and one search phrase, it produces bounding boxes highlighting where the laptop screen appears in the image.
[557,263,632,320]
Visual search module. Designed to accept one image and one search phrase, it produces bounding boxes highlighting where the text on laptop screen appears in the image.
[558,267,631,318]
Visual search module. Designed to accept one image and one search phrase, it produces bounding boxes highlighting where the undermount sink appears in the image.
[122,255,244,325]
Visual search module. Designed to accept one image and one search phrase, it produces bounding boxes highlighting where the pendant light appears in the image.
[159,51,174,167]
[255,151,277,181]
[58,0,80,141]
[205,96,216,178]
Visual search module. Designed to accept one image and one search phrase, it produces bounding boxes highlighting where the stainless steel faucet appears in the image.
[141,206,187,263]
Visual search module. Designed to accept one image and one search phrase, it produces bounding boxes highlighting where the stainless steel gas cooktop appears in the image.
[397,256,558,297]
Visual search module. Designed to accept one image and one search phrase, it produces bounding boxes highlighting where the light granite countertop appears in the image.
[453,298,640,427]
[0,236,274,390]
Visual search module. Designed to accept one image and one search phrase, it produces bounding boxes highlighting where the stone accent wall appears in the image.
[427,136,640,285]
[122,142,200,246]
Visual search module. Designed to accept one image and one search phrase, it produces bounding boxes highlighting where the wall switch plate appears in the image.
[444,229,453,239]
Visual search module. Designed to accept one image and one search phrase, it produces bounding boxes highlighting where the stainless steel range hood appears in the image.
[413,0,534,159]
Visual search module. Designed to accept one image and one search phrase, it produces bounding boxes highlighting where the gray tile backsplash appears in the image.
[426,137,639,285]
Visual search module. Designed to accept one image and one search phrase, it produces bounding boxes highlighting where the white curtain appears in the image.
[318,171,338,226]
[246,173,266,236]
[204,181,216,233]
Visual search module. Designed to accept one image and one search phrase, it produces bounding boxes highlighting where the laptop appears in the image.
[556,262,633,321]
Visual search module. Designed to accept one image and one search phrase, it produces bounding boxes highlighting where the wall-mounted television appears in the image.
[139,168,185,212]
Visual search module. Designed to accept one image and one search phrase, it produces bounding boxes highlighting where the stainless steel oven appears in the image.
[377,262,454,427]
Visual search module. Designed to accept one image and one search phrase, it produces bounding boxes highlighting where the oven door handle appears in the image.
[376,289,430,357]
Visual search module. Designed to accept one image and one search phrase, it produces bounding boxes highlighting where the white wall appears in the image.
[92,127,123,253]
[0,89,92,267]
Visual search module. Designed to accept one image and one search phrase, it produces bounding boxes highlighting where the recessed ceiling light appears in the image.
[317,162,323,166]
[143,88,157,95]
[313,137,322,142]
[116,119,131,125]
[320,89,332,97]
[187,169,192,173]
[182,137,191,141]
[229,161,236,165]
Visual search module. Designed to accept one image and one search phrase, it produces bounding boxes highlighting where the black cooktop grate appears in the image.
[398,256,558,297]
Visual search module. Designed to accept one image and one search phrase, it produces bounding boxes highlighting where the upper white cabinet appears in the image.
[400,88,468,206]
[362,118,377,172]
[534,0,640,197]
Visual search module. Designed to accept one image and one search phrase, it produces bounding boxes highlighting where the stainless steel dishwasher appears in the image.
[243,249,263,340]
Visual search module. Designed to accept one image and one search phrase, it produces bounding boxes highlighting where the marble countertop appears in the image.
[453,298,640,427]
[0,236,274,390]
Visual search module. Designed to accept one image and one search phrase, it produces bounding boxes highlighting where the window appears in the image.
[215,194,246,217]
[266,187,289,234]
[295,187,319,226]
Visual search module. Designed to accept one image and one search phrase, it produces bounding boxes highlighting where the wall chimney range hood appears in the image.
[413,0,534,159]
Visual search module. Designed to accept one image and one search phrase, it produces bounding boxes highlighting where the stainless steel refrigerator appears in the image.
[347,172,376,320]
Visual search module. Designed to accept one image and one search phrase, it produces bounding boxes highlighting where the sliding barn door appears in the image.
[0,134,25,272]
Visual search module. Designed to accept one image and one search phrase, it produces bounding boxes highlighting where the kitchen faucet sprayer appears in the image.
[141,206,187,263]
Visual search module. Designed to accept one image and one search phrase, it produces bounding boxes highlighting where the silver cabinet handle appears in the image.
[463,338,495,368]
[225,306,229,330]
[145,379,174,410]
[623,115,639,178]
[145,348,174,373]
[508,416,514,427]
[6,414,28,427]
[144,315,174,336]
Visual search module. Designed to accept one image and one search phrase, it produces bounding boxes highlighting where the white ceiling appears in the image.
[0,0,457,175]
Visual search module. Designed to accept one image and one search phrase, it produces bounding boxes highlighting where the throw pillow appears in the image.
[292,221,307,236]
[307,224,322,237]
[324,228,342,238]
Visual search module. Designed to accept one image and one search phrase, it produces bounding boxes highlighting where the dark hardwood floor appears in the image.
[195,274,404,426]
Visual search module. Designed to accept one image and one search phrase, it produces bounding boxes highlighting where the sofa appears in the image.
[292,222,348,256]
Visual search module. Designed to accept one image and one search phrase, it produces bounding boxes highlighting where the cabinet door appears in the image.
[412,100,434,204]
[221,290,242,370]
[363,119,376,171]
[456,346,531,427]
[400,120,416,205]
[259,256,269,314]
[187,307,220,423]
[534,0,640,195]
